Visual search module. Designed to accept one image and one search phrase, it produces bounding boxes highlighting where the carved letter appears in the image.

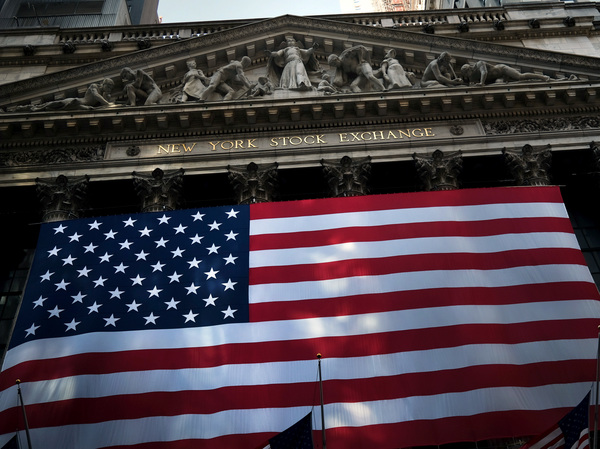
[158,145,169,154]
[208,142,220,151]
[316,135,326,144]
[339,133,349,143]
[221,141,234,150]
[412,129,424,138]
[182,143,196,152]
[247,139,258,148]
[171,144,181,153]
[424,128,435,137]
[270,138,279,147]
[360,132,373,141]
[304,135,315,144]
[372,131,385,140]
[398,130,411,138]
[387,131,398,139]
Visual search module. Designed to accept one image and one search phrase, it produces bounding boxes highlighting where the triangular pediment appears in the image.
[1,13,598,109]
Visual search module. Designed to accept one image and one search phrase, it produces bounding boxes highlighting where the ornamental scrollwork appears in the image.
[482,116,600,135]
[0,146,105,167]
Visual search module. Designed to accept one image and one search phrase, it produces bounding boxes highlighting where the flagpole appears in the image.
[16,380,33,449]
[594,325,600,449]
[317,353,326,449]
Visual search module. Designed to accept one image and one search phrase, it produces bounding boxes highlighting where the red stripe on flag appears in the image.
[250,217,575,250]
[250,186,565,219]
[0,360,592,432]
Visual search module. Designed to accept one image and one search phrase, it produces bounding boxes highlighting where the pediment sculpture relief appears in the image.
[121,67,162,106]
[7,78,115,112]
[4,37,580,112]
[266,37,321,91]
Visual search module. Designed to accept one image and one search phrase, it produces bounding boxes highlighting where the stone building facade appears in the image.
[1,3,600,446]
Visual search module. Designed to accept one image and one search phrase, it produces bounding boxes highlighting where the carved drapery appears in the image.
[36,174,89,222]
[413,150,462,191]
[503,144,552,186]
[228,162,279,204]
[132,168,185,213]
[321,155,371,197]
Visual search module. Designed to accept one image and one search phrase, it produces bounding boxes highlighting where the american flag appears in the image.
[0,186,599,449]
[521,392,591,449]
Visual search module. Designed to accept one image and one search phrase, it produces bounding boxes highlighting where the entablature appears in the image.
[0,111,598,188]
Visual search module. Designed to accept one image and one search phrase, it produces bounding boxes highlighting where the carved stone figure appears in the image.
[8,79,114,112]
[328,45,385,93]
[321,155,371,197]
[120,67,162,106]
[180,59,209,102]
[132,168,185,212]
[200,56,254,101]
[36,174,90,222]
[413,150,463,191]
[246,76,273,98]
[228,162,278,204]
[380,49,414,90]
[317,73,338,95]
[420,52,463,88]
[460,61,550,85]
[503,144,552,186]
[266,37,320,91]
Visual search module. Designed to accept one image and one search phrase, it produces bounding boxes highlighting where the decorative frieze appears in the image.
[0,146,105,167]
[36,174,89,222]
[483,116,600,135]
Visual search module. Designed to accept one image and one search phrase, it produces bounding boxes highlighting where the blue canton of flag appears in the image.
[268,413,314,449]
[10,205,250,347]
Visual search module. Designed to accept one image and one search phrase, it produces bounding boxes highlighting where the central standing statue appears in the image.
[266,37,320,91]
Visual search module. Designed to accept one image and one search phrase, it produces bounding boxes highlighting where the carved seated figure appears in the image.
[120,67,162,106]
[461,61,551,85]
[247,76,273,98]
[420,52,463,88]
[200,56,254,102]
[317,73,338,95]
[328,45,385,93]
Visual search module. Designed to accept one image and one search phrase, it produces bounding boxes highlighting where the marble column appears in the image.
[132,168,185,212]
[36,174,90,222]
[321,155,371,197]
[413,149,462,191]
[228,162,278,204]
[503,144,552,186]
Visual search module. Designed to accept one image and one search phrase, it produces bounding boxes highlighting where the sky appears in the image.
[157,0,344,23]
